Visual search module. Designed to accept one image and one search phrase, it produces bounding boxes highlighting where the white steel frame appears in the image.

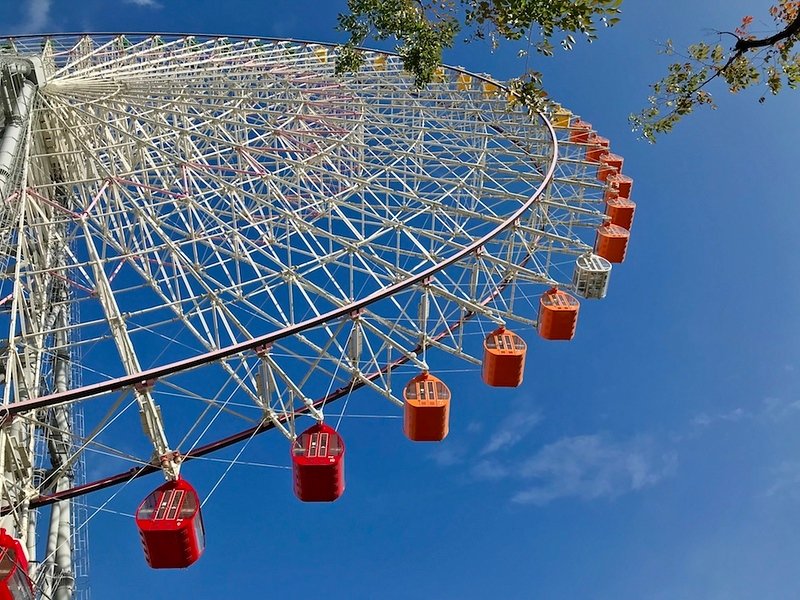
[0,34,617,599]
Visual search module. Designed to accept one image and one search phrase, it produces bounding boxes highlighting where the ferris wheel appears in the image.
[0,33,636,598]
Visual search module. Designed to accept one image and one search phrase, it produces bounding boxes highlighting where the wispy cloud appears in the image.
[433,405,540,470]
[691,397,800,430]
[480,409,542,455]
[124,0,162,7]
[435,403,672,505]
[691,407,750,428]
[430,444,466,467]
[469,431,675,505]
[471,459,510,481]
[511,434,676,506]
[761,397,800,421]
[16,0,51,33]
[765,461,800,499]
[466,421,484,434]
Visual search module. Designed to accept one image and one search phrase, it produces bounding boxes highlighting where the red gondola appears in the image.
[136,478,205,569]
[0,530,32,600]
[538,288,580,341]
[292,422,345,502]
[482,328,527,387]
[403,372,451,441]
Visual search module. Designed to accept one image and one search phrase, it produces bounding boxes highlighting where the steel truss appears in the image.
[0,34,618,598]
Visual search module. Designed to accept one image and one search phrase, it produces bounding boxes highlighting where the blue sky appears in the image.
[5,1,800,599]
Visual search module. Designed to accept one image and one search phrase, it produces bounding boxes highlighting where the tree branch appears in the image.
[735,11,800,51]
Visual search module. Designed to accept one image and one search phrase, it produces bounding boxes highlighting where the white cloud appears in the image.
[17,0,51,33]
[125,0,162,7]
[466,421,483,434]
[765,461,800,499]
[480,409,541,455]
[690,397,800,430]
[430,444,465,467]
[761,397,800,421]
[510,434,676,506]
[691,407,750,428]
[434,404,672,506]
[471,459,509,481]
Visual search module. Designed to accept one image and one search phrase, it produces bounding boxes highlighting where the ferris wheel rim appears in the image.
[2,32,525,97]
[3,33,560,417]
[15,248,530,513]
[2,32,520,83]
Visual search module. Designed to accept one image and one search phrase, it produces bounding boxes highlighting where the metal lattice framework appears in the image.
[0,34,622,598]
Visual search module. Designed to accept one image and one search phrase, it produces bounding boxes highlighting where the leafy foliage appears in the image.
[336,1,800,142]
[336,0,622,90]
[631,1,800,141]
[336,0,460,86]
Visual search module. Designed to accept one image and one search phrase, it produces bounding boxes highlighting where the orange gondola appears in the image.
[403,372,450,441]
[595,224,630,263]
[569,119,592,144]
[606,196,636,230]
[292,422,345,502]
[585,135,610,163]
[538,288,580,341]
[605,173,633,199]
[482,327,526,387]
[597,152,624,182]
[136,478,205,569]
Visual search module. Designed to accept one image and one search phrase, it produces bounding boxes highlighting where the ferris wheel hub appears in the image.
[0,56,45,85]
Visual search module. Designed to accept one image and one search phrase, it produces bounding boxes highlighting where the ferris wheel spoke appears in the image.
[0,33,640,596]
[18,391,145,486]
[76,221,178,468]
